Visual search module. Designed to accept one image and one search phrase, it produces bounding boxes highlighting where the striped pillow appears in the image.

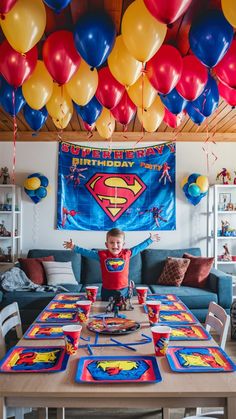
[42,261,77,285]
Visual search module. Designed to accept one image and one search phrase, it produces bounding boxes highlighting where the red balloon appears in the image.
[111,91,137,125]
[176,55,208,101]
[0,40,38,88]
[83,122,95,131]
[163,107,185,128]
[0,0,17,17]
[43,30,81,85]
[95,66,125,110]
[144,0,193,24]
[218,81,236,108]
[215,41,236,89]
[146,45,183,95]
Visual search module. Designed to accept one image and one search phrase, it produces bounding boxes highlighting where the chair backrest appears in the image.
[0,302,23,358]
[205,301,230,350]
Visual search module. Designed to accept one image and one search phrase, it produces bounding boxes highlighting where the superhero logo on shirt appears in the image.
[105,258,125,272]
[86,173,146,221]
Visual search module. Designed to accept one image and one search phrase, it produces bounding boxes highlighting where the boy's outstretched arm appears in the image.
[63,239,99,260]
[130,233,160,258]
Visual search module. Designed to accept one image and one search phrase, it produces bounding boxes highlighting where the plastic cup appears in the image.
[146,300,161,325]
[62,324,82,355]
[151,325,171,357]
[86,286,99,303]
[136,286,148,304]
[76,300,92,323]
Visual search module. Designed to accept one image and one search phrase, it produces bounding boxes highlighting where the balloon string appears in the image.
[108,110,113,150]
[12,89,17,185]
[57,129,63,142]
[133,67,145,148]
[122,124,128,140]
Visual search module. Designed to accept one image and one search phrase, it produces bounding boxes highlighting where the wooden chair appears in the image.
[183,302,230,419]
[0,302,31,419]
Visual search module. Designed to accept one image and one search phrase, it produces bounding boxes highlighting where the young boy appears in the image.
[63,228,160,301]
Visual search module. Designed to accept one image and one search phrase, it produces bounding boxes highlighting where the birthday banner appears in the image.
[57,141,176,231]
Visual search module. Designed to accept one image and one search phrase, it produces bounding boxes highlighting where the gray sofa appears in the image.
[0,247,233,328]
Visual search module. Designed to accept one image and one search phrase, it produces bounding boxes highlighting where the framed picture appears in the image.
[219,193,231,206]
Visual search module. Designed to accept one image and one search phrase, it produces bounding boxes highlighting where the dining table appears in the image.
[0,295,235,419]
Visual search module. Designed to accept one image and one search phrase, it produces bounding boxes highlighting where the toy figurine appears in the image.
[221,220,230,236]
[234,171,236,185]
[216,168,231,184]
[222,244,232,261]
[0,167,10,184]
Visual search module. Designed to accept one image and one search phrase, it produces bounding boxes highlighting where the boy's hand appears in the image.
[63,239,75,250]
[150,233,160,242]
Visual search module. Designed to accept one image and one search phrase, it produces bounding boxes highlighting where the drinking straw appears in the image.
[110,338,137,352]
[87,344,94,355]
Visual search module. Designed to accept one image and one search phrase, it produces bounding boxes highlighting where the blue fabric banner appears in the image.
[57,141,176,231]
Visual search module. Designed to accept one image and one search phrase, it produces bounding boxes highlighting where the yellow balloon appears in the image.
[222,0,236,27]
[127,74,157,109]
[65,60,98,106]
[52,111,72,130]
[1,0,46,53]
[22,61,53,110]
[180,176,188,189]
[108,36,142,87]
[196,175,209,193]
[24,177,41,191]
[137,96,164,132]
[121,0,167,62]
[46,84,73,120]
[96,108,115,139]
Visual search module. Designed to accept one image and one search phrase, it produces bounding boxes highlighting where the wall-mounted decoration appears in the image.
[57,141,176,231]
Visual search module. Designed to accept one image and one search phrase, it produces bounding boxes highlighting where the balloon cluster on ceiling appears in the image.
[0,0,236,138]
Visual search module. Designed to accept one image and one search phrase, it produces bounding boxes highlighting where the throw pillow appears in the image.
[157,257,190,287]
[42,261,77,286]
[18,256,55,285]
[182,253,214,288]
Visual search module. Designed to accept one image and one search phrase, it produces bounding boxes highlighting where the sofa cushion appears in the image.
[80,252,142,285]
[182,253,214,288]
[19,256,55,285]
[42,261,78,285]
[157,257,190,286]
[141,248,201,285]
[149,284,218,308]
[27,249,81,283]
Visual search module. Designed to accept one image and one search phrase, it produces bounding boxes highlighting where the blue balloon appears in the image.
[0,79,25,116]
[74,11,116,68]
[24,188,35,197]
[27,173,41,179]
[31,196,41,204]
[38,175,49,188]
[188,183,201,197]
[191,74,219,117]
[23,105,48,131]
[188,173,201,184]
[43,0,71,13]
[160,89,188,115]
[189,195,203,206]
[74,96,103,125]
[186,103,206,125]
[35,187,47,199]
[189,10,233,68]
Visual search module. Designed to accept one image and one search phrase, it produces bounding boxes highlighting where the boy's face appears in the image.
[105,235,125,256]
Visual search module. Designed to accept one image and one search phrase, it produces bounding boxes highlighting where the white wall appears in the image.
[0,140,235,256]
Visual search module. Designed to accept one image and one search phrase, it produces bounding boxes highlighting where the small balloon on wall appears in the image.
[181,173,209,206]
[24,173,50,204]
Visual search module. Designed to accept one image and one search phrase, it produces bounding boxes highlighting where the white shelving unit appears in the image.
[0,184,22,266]
[207,184,236,297]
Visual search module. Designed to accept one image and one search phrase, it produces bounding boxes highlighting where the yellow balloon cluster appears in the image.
[1,0,46,53]
[121,0,167,63]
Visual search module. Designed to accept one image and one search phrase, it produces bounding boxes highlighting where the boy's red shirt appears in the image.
[98,249,132,290]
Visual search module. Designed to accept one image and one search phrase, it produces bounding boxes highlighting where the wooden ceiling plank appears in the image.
[1,131,236,142]
[104,0,123,34]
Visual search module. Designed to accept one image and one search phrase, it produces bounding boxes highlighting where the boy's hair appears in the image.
[106,228,125,241]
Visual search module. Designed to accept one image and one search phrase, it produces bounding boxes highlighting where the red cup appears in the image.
[136,286,148,304]
[146,300,161,325]
[151,325,171,356]
[62,324,82,355]
[86,286,99,303]
[76,300,92,323]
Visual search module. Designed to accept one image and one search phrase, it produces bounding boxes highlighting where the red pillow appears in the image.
[182,253,214,288]
[157,257,190,287]
[19,256,55,285]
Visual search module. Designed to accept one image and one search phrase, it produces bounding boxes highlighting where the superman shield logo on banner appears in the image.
[57,141,176,231]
